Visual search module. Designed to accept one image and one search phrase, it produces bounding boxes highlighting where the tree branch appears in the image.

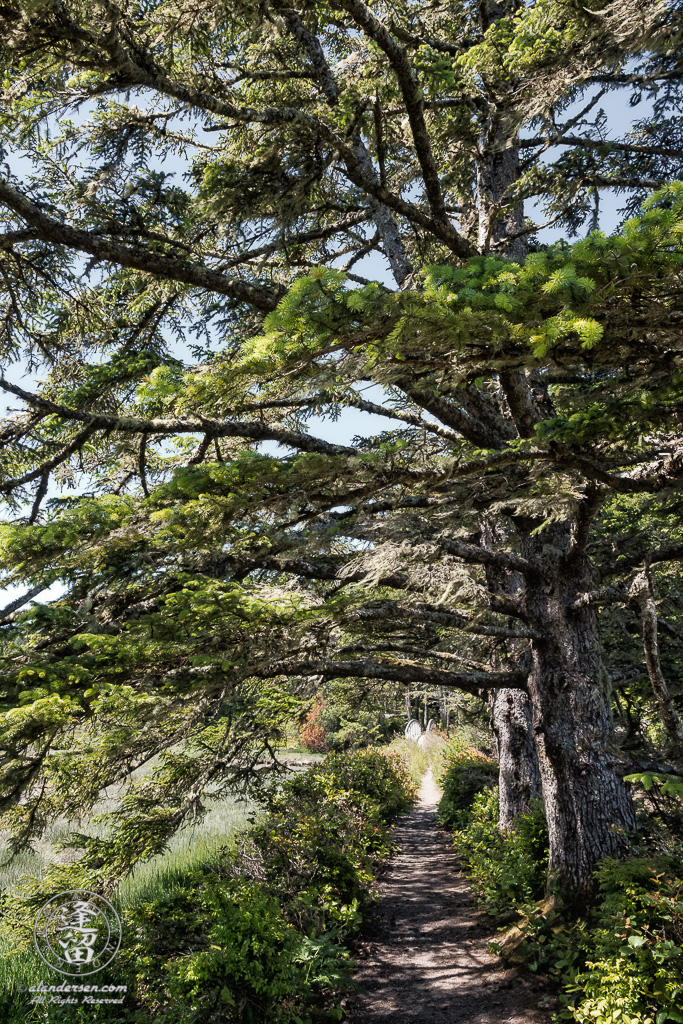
[519,135,683,160]
[0,180,283,311]
[602,542,683,577]
[0,584,45,624]
[630,569,683,761]
[0,423,96,494]
[0,377,358,458]
[257,656,527,692]
[347,600,538,638]
[436,534,538,578]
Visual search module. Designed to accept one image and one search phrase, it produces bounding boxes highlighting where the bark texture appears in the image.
[481,517,541,829]
[520,525,637,895]
[489,687,542,829]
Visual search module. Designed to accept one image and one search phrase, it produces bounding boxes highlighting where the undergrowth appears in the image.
[0,747,416,1024]
[437,741,683,1024]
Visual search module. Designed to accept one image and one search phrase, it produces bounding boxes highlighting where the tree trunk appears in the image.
[440,688,448,731]
[481,517,541,828]
[489,688,542,828]
[520,527,637,897]
[474,115,635,894]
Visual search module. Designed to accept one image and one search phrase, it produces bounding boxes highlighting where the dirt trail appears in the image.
[347,770,550,1024]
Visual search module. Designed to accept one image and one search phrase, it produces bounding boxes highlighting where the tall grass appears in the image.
[0,777,266,1008]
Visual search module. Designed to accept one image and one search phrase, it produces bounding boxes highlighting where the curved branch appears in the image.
[0,180,283,311]
[0,423,96,493]
[0,584,45,624]
[257,656,527,692]
[519,135,683,160]
[329,0,448,228]
[0,377,358,458]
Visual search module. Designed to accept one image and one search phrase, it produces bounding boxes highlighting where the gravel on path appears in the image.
[347,770,551,1024]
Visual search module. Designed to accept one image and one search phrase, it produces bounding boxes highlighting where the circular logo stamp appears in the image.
[33,890,121,976]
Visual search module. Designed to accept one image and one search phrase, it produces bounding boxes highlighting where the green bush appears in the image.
[320,748,417,819]
[122,875,348,1024]
[320,710,403,752]
[449,790,549,918]
[490,856,683,1024]
[0,748,415,1024]
[251,748,416,936]
[561,859,683,1024]
[129,747,414,1021]
[436,744,498,829]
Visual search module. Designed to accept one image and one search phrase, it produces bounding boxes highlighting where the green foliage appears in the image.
[1,0,683,965]
[250,748,415,936]
[625,773,683,802]
[436,737,548,916]
[438,755,683,1023]
[436,743,498,829]
[310,698,403,753]
[512,858,683,1024]
[0,748,415,1024]
[448,790,549,917]
[123,875,343,1024]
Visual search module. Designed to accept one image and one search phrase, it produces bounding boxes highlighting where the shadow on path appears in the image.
[347,771,551,1024]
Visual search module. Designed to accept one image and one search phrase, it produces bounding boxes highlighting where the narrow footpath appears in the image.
[347,771,550,1024]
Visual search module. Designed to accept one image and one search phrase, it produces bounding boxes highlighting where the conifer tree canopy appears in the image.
[1,0,683,897]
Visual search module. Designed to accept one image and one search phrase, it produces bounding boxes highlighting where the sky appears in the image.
[0,82,659,611]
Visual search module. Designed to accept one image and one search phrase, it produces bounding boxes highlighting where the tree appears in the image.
[1,0,683,898]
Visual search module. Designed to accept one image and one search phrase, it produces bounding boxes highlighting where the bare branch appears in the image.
[257,656,527,691]
[519,135,683,160]
[0,423,96,494]
[0,584,45,623]
[327,0,469,253]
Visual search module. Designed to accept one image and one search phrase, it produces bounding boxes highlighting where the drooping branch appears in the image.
[0,423,96,494]
[629,570,683,762]
[0,377,358,459]
[518,136,683,160]
[346,600,538,639]
[257,656,527,692]
[435,534,538,578]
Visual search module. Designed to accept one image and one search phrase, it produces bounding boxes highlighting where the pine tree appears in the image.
[1,0,683,897]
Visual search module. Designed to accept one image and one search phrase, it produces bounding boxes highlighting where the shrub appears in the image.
[561,859,683,1024]
[122,875,349,1024]
[437,743,498,829]
[321,748,417,819]
[299,697,328,752]
[250,748,416,935]
[0,747,414,1024]
[449,790,549,918]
